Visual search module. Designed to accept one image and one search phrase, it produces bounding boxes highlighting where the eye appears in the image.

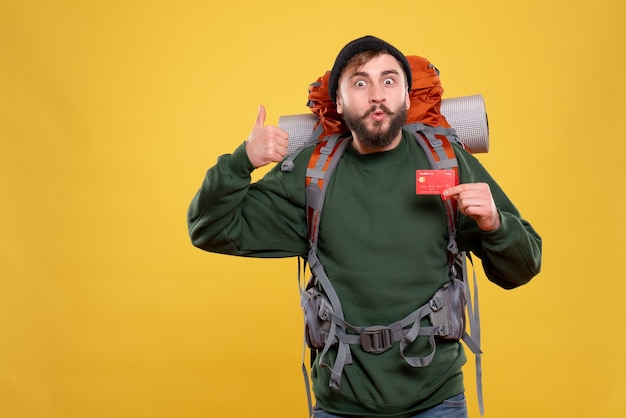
[355,80,366,87]
[383,78,395,85]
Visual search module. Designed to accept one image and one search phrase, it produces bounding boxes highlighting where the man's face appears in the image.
[336,53,410,151]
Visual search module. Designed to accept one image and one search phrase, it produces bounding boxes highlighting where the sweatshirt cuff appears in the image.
[225,141,256,178]
[480,210,515,250]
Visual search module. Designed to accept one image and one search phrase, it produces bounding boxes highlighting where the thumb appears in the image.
[254,104,266,128]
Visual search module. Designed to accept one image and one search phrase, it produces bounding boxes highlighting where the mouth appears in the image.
[370,110,387,121]
[365,104,394,120]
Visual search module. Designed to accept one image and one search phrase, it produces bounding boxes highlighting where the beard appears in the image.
[342,103,408,149]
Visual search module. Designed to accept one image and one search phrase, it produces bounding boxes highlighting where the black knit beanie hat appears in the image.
[328,35,412,104]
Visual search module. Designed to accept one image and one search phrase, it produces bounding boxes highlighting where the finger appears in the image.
[442,185,462,199]
[254,104,266,129]
[276,132,289,148]
[266,125,289,141]
[443,183,486,199]
[271,149,286,163]
[275,143,288,157]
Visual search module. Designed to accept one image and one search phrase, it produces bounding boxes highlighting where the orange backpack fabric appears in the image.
[306,71,345,138]
[306,55,451,140]
[406,55,451,129]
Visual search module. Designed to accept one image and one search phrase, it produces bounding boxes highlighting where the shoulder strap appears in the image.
[408,127,460,257]
[408,125,484,416]
[304,134,354,393]
[305,134,351,245]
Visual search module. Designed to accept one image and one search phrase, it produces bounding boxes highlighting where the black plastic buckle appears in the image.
[361,326,393,354]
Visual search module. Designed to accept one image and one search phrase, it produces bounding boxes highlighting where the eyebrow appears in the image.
[351,69,401,79]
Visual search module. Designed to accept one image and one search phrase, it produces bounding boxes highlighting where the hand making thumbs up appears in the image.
[244,105,289,168]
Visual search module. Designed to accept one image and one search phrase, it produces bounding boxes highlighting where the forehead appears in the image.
[342,53,403,79]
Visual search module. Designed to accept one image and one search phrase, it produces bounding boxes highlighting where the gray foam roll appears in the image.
[279,94,489,154]
[440,94,489,153]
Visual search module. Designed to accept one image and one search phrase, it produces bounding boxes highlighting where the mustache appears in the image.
[363,104,394,118]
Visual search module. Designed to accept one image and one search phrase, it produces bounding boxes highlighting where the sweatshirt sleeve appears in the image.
[187,142,308,258]
[455,147,542,289]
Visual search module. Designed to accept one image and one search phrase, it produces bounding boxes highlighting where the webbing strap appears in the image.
[335,299,444,367]
[462,254,484,416]
[305,134,342,189]
[406,124,459,168]
[297,257,315,418]
[423,130,459,169]
[307,248,352,390]
[398,304,441,367]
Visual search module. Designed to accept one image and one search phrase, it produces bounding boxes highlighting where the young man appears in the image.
[187,35,542,417]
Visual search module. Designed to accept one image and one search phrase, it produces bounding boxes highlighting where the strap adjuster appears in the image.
[361,326,393,354]
[429,295,445,311]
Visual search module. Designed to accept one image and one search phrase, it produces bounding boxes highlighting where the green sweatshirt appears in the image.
[188,130,542,417]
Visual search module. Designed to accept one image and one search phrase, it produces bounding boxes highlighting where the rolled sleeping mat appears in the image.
[279,94,489,155]
[440,94,490,153]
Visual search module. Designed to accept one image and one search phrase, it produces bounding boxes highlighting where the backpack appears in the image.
[280,55,485,417]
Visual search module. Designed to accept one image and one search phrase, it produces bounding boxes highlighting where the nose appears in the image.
[369,83,385,103]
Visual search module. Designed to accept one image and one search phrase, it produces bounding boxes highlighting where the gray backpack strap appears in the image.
[298,134,352,413]
[297,258,315,418]
[409,129,460,256]
[305,135,353,390]
[407,124,460,170]
[305,134,350,244]
[410,126,484,416]
[462,253,484,416]
[307,249,352,390]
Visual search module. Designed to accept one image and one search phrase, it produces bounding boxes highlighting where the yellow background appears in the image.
[1,0,625,417]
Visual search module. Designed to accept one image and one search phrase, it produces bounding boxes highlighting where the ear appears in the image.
[336,93,344,115]
[404,91,411,110]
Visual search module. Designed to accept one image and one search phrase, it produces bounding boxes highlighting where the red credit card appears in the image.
[416,170,456,198]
